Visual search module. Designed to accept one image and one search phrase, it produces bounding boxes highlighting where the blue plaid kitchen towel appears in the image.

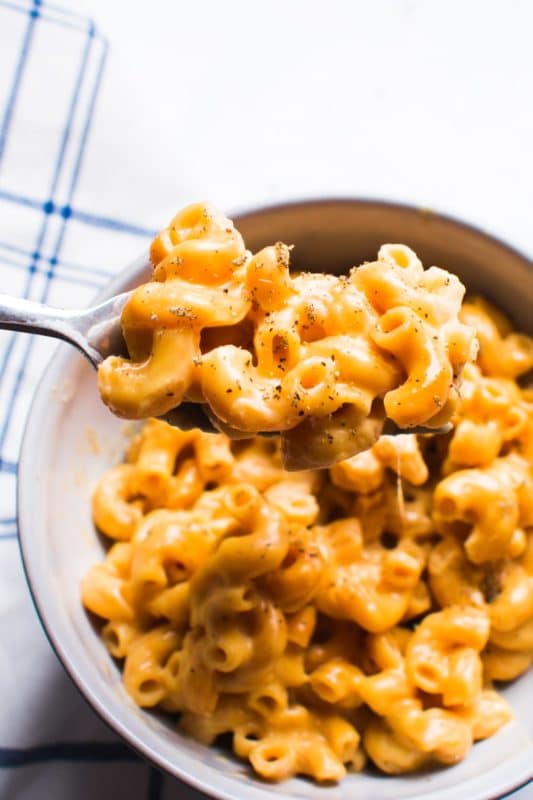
[0,1,204,797]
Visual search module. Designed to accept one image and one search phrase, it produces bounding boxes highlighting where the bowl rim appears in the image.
[230,195,533,267]
[17,196,533,800]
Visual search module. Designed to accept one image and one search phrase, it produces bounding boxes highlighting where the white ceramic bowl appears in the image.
[18,200,533,800]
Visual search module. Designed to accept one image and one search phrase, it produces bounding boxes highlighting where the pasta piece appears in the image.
[315,530,426,633]
[433,454,533,563]
[123,625,182,708]
[405,607,489,705]
[460,297,533,379]
[92,465,144,541]
[457,689,513,741]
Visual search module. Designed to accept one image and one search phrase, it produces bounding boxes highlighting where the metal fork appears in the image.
[0,292,451,436]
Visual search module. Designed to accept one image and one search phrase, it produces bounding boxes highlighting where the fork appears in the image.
[0,292,450,436]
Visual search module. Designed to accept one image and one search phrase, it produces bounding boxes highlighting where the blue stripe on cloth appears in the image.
[0,518,17,537]
[0,337,38,453]
[0,188,42,210]
[0,190,154,238]
[0,0,94,35]
[0,240,114,278]
[0,0,39,163]
[0,10,98,454]
[0,240,32,258]
[52,259,109,289]
[70,208,155,238]
[50,259,112,278]
[0,280,36,445]
[0,460,17,473]
[0,253,106,289]
[35,0,88,20]
[44,25,107,281]
[147,766,164,800]
[43,19,95,208]
[0,742,140,767]
[0,254,32,269]
[52,256,112,276]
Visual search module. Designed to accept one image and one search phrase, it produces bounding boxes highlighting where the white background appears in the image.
[72,0,533,264]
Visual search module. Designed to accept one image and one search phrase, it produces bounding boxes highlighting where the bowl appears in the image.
[18,199,533,800]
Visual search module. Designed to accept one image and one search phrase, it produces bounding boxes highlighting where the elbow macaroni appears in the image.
[97,203,477,469]
[83,281,533,785]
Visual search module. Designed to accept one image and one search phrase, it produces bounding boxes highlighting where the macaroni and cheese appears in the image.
[83,294,533,784]
[97,203,477,469]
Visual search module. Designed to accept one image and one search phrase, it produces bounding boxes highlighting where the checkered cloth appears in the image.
[0,1,202,797]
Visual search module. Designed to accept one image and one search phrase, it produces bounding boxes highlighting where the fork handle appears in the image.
[0,293,93,360]
[0,293,74,335]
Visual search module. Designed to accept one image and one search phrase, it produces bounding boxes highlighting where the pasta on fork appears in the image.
[97,202,478,469]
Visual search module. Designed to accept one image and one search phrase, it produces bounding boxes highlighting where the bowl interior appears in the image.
[18,200,533,800]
